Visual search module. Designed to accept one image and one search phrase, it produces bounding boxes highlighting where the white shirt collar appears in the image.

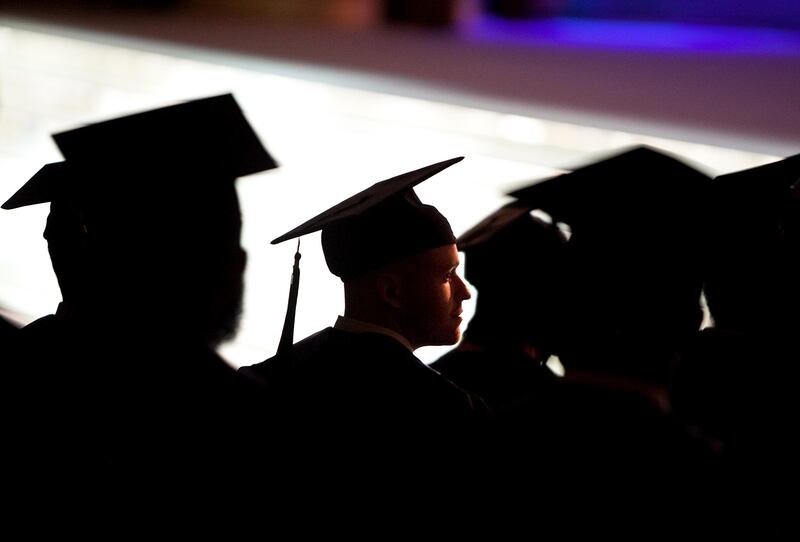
[334,315,414,352]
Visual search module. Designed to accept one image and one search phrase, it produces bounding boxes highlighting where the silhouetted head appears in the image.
[3,94,277,347]
[509,146,713,379]
[456,201,568,351]
[273,157,470,349]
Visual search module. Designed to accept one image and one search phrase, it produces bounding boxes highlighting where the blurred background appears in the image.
[1,0,798,365]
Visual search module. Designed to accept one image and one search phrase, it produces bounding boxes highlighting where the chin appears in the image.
[437,329,461,346]
[417,324,461,348]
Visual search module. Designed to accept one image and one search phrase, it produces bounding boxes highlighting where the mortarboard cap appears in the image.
[2,162,73,210]
[2,93,277,210]
[704,154,800,331]
[713,152,800,187]
[711,153,800,208]
[507,145,712,232]
[273,156,462,280]
[706,152,800,247]
[54,93,276,177]
[456,201,532,252]
[707,152,800,255]
[455,201,566,287]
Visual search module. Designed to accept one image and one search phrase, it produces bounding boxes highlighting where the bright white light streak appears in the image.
[497,114,548,145]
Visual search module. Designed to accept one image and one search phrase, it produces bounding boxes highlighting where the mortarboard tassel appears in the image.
[277,239,301,357]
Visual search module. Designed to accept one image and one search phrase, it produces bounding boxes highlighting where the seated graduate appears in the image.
[241,157,490,440]
[675,152,800,444]
[431,201,566,412]
[672,153,800,537]
[501,145,724,534]
[2,94,279,487]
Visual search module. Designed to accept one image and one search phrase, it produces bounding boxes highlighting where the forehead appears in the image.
[411,243,459,269]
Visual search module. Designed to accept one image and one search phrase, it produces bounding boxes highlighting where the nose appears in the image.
[455,272,471,301]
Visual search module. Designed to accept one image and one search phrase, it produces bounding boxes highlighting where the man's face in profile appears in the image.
[393,244,471,349]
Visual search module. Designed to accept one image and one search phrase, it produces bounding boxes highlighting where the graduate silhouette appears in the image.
[3,93,279,491]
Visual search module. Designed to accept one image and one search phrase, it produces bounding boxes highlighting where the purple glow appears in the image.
[461,16,800,56]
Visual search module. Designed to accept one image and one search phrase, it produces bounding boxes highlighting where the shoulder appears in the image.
[12,314,72,369]
[430,348,486,375]
[17,314,59,337]
[296,328,413,368]
[241,327,336,376]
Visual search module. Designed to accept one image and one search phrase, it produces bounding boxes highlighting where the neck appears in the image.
[344,306,405,337]
[336,315,414,351]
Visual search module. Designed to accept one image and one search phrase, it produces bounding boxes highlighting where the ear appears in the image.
[377,271,403,309]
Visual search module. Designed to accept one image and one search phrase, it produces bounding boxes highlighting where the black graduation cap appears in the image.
[706,152,800,264]
[714,152,800,188]
[273,156,462,278]
[2,93,277,211]
[456,201,532,252]
[455,201,567,288]
[272,156,463,355]
[704,154,800,330]
[711,153,800,211]
[507,145,712,231]
[2,162,72,210]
